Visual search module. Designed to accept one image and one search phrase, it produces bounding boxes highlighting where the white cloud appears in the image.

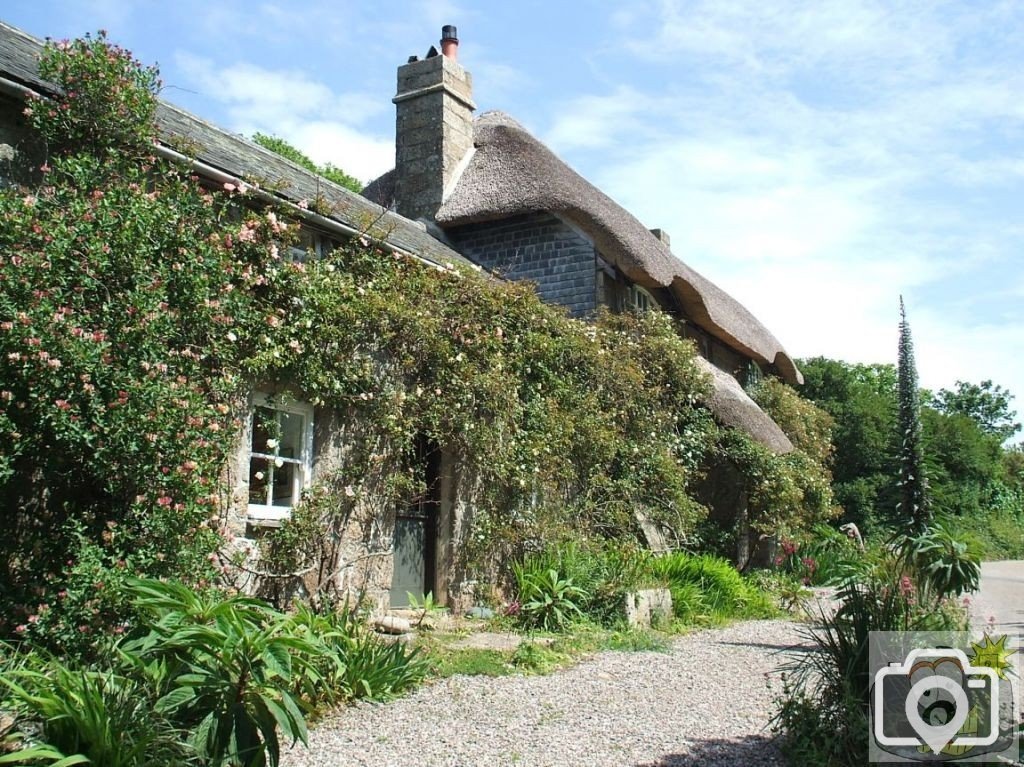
[623,0,956,85]
[545,87,656,151]
[915,313,1024,404]
[174,52,393,183]
[533,0,1024,413]
[280,122,393,185]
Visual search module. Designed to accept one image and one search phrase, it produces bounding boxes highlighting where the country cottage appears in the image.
[0,21,803,613]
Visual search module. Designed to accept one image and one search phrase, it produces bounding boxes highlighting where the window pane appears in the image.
[278,411,305,460]
[249,457,271,505]
[271,460,297,507]
[251,407,275,453]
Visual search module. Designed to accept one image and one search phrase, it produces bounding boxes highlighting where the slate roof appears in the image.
[0,21,474,270]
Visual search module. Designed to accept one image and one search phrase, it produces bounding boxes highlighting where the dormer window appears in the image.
[287,229,335,263]
[624,284,657,313]
[247,393,314,524]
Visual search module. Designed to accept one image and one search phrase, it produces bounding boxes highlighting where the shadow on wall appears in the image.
[636,734,786,767]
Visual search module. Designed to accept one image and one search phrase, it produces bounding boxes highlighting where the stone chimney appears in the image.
[392,25,476,222]
[649,228,671,247]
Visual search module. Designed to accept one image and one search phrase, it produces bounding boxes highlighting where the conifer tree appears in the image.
[896,297,930,531]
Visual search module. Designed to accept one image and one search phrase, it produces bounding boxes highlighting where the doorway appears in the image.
[390,436,440,607]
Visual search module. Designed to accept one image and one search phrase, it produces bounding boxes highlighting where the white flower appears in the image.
[274,458,284,468]
[226,331,237,342]
[254,471,265,481]
[344,485,356,498]
[266,438,279,449]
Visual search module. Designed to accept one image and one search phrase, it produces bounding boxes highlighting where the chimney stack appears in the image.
[650,228,671,247]
[441,25,459,60]
[392,26,475,222]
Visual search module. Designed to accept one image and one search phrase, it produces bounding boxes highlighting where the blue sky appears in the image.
[4,1,1023,429]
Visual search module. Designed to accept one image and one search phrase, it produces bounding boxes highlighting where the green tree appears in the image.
[921,408,1003,517]
[932,379,1021,443]
[896,298,930,532]
[1003,445,1024,492]
[797,357,898,532]
[251,132,363,193]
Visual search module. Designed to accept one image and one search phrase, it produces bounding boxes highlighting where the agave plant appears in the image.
[904,522,981,597]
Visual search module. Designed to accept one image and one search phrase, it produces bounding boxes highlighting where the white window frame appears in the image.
[246,393,314,524]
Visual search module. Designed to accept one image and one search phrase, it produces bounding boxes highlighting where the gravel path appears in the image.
[282,620,808,767]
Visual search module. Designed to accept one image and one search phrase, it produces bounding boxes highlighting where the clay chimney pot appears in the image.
[441,25,459,60]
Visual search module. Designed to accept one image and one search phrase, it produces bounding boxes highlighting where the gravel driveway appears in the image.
[282,620,808,767]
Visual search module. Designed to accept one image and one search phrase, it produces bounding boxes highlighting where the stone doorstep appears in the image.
[371,608,462,636]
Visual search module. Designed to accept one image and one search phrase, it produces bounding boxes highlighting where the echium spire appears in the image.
[896,296,930,532]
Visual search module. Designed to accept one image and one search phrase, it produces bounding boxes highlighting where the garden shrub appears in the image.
[511,561,588,632]
[650,552,775,622]
[509,542,654,628]
[510,545,783,630]
[902,521,981,597]
[1,659,190,767]
[777,523,861,585]
[1,579,428,766]
[120,579,315,767]
[938,493,1024,561]
[773,543,970,767]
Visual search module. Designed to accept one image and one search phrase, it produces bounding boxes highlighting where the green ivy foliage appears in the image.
[713,429,837,539]
[0,32,834,648]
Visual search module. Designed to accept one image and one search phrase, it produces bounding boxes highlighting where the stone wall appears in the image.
[224,391,478,615]
[0,94,39,187]
[446,212,598,317]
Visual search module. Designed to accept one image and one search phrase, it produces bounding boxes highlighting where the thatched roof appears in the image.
[435,111,801,384]
[0,22,473,270]
[694,358,794,454]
